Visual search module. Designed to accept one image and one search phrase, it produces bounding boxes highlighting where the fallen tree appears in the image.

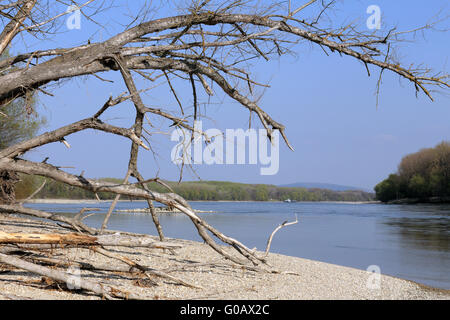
[0,0,448,299]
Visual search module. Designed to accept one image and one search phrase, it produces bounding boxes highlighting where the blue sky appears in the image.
[12,0,449,190]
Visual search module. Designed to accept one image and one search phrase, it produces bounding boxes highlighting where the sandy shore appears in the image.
[0,214,448,300]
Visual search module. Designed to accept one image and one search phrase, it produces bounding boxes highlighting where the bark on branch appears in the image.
[0,231,182,249]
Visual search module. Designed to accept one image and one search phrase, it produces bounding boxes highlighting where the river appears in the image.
[25,201,450,290]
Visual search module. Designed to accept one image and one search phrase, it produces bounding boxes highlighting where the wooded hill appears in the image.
[16,176,374,202]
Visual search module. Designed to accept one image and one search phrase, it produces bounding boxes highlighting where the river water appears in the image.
[25,201,450,290]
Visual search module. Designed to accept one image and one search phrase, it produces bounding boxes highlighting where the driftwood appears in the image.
[263,216,299,258]
[0,204,96,234]
[0,252,145,300]
[0,231,182,249]
[0,242,198,290]
[0,244,196,289]
[0,1,448,299]
[6,253,154,282]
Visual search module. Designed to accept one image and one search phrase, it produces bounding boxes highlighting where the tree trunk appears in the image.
[0,170,18,204]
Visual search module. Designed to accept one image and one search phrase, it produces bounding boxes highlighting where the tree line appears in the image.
[375,141,450,202]
[16,176,374,202]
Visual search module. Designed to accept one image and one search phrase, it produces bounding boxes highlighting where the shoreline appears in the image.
[0,214,448,300]
[387,197,450,205]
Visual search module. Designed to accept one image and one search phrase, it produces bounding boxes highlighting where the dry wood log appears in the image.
[1,245,193,288]
[0,231,97,245]
[0,246,150,286]
[0,204,96,234]
[0,252,145,299]
[0,231,182,249]
[1,252,155,285]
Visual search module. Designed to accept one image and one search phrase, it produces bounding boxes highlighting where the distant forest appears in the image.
[375,141,450,203]
[16,177,375,202]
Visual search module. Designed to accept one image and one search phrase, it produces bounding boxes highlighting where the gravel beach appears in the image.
[0,214,448,300]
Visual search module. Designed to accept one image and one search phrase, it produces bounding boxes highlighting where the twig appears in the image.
[93,247,202,289]
[263,215,298,258]
[19,179,46,204]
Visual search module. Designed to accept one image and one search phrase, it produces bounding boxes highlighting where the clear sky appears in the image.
[13,0,450,191]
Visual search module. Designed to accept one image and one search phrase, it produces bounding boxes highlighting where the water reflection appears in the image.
[384,217,450,251]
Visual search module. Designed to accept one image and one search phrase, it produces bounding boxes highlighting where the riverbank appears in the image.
[387,197,450,205]
[0,214,448,300]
